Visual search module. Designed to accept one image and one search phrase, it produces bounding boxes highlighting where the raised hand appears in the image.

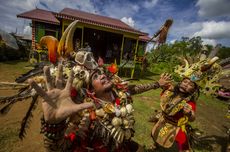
[29,64,94,124]
[183,103,195,121]
[158,73,172,88]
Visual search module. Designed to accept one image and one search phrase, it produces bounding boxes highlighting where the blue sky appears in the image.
[0,0,230,46]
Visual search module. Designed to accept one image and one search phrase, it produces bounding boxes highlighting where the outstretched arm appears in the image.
[128,82,160,95]
[29,64,94,151]
[128,73,173,95]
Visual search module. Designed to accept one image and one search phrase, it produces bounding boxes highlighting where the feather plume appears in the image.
[19,94,39,139]
[0,102,14,115]
[15,68,43,83]
[18,85,30,94]
[0,94,31,105]
[0,94,32,115]
[219,57,230,67]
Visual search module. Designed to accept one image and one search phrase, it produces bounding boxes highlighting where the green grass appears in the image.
[198,94,227,109]
[0,126,20,152]
[127,78,162,147]
[132,89,161,147]
[0,61,30,152]
[0,61,228,151]
[0,61,29,81]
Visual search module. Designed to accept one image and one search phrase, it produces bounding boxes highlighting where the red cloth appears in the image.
[66,133,109,152]
[175,129,190,150]
[175,101,196,151]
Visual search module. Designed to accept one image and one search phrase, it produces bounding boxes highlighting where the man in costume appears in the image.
[23,20,173,152]
[150,56,223,152]
[151,76,198,151]
[28,49,172,152]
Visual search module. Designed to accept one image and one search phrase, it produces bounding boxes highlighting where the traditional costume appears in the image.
[151,54,227,151]
[0,20,160,152]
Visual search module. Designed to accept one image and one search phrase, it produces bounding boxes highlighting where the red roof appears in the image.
[139,35,152,42]
[58,8,145,35]
[17,8,147,36]
[17,8,60,25]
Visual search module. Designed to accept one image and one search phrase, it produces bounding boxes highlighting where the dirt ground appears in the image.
[0,63,229,152]
[0,93,44,152]
[193,98,230,152]
[0,63,45,152]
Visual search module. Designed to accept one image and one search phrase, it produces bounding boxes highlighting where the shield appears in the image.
[0,28,19,50]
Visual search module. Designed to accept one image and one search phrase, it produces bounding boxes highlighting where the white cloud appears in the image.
[136,19,203,45]
[23,25,31,35]
[202,38,217,46]
[38,0,97,13]
[193,21,230,39]
[0,0,35,34]
[146,42,154,52]
[170,39,176,44]
[143,0,158,9]
[0,0,97,34]
[168,20,230,46]
[170,21,202,39]
[121,17,135,27]
[101,1,139,19]
[8,0,36,11]
[196,0,230,17]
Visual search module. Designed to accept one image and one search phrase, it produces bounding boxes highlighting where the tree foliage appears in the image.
[217,46,230,59]
[0,34,30,61]
[146,36,230,76]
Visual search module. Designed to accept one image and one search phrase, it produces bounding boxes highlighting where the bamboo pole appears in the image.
[0,82,28,90]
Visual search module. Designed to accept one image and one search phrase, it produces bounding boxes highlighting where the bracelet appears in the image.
[40,116,67,140]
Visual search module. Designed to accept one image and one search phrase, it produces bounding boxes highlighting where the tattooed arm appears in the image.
[128,73,172,95]
[128,82,160,95]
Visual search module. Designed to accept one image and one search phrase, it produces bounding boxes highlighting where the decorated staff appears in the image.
[148,19,173,48]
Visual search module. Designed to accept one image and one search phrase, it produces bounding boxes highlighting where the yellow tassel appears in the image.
[177,116,188,132]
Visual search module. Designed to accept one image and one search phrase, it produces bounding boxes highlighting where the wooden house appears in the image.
[17,8,151,77]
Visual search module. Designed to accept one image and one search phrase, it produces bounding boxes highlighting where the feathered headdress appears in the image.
[174,54,229,95]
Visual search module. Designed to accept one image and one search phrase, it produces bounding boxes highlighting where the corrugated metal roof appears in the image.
[17,8,60,25]
[58,8,145,35]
